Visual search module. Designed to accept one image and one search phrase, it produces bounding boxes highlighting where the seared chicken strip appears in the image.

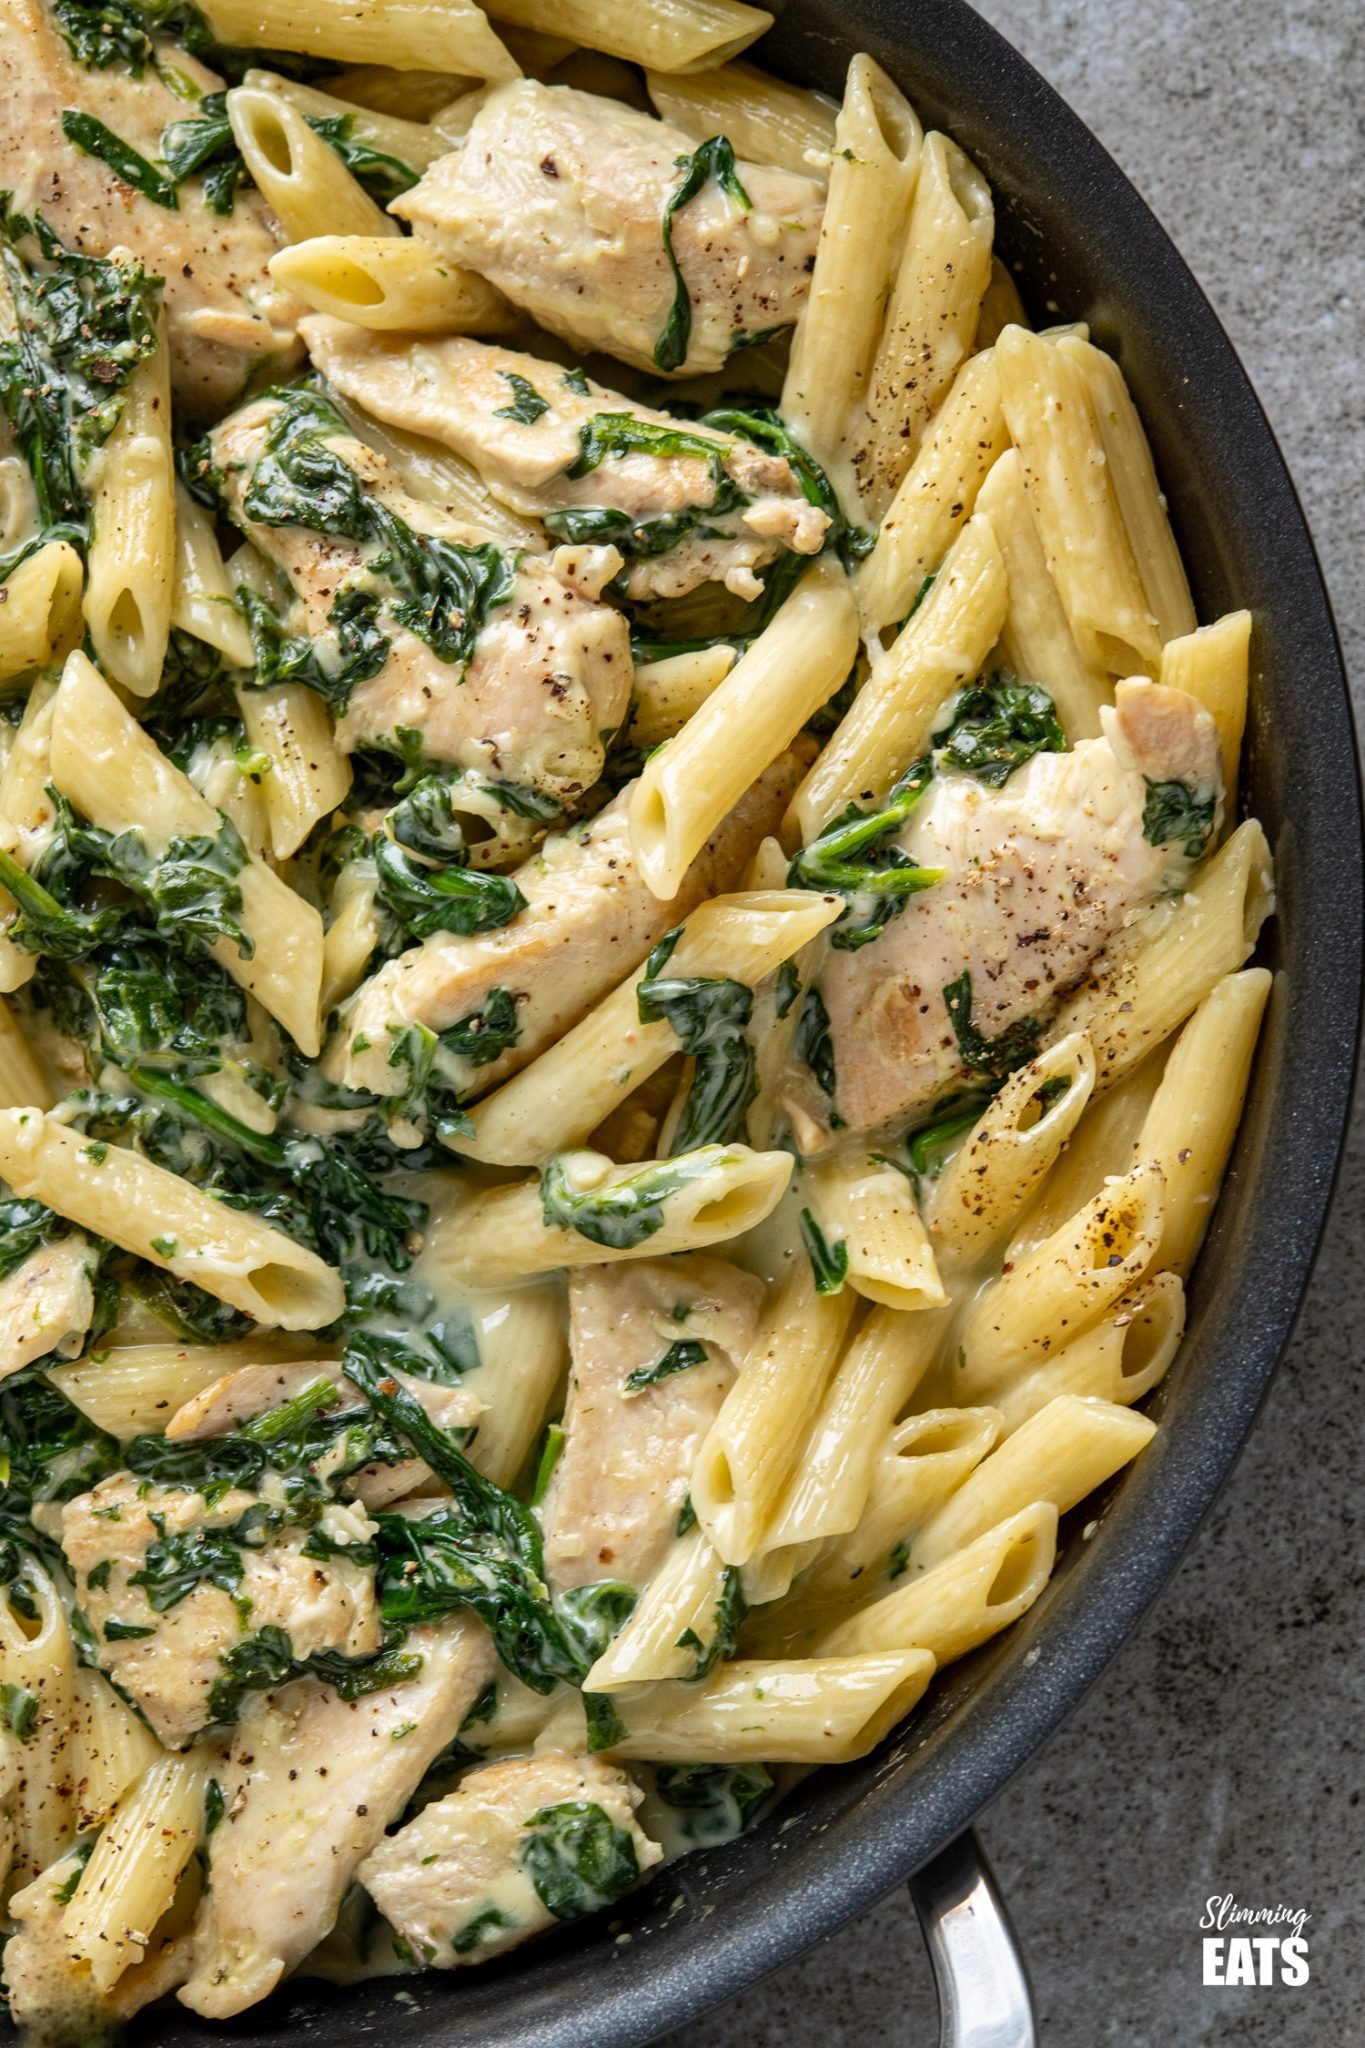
[211,395,632,801]
[816,680,1223,1134]
[180,1617,495,2018]
[0,0,300,410]
[60,1472,382,1747]
[542,1257,764,1593]
[336,750,805,1102]
[301,317,831,602]
[395,81,823,378]
[359,1749,662,1967]
[0,1233,99,1381]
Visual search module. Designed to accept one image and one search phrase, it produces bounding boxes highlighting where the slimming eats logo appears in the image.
[1201,1895,1310,1986]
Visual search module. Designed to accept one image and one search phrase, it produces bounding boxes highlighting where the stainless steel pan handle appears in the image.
[908,1830,1036,2048]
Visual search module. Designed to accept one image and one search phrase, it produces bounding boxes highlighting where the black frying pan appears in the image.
[124,1,1363,2041]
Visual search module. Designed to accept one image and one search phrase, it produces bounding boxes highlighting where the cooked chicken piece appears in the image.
[301,318,829,603]
[0,0,300,410]
[6,1849,194,2038]
[817,680,1223,1133]
[60,1474,382,1748]
[396,81,823,379]
[336,750,805,1102]
[0,1233,98,1381]
[359,1749,661,1967]
[210,396,632,800]
[180,1617,494,2018]
[543,1257,762,1592]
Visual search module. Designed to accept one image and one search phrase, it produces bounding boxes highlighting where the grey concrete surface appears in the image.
[670,4,1365,2043]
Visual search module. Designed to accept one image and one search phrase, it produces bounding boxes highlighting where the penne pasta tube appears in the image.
[0,1109,345,1330]
[854,131,995,517]
[586,1525,732,1690]
[628,645,738,749]
[1049,819,1274,1094]
[789,511,1007,841]
[691,1264,856,1566]
[805,1152,947,1311]
[442,1281,567,1486]
[487,0,770,73]
[600,1650,935,1763]
[50,1336,338,1439]
[235,682,352,860]
[227,88,398,242]
[928,1033,1096,1265]
[630,559,859,900]
[200,0,519,78]
[954,1162,1165,1400]
[328,388,545,549]
[854,348,1009,632]
[817,1502,1058,1663]
[0,995,50,1109]
[171,487,254,668]
[994,1270,1185,1435]
[49,653,326,1053]
[975,445,1111,740]
[437,1144,793,1287]
[974,254,1029,348]
[1005,1056,1165,1263]
[910,1394,1156,1572]
[1160,610,1252,816]
[0,541,83,683]
[320,866,383,1019]
[760,1302,952,1555]
[242,68,452,170]
[646,61,838,180]
[995,323,1161,676]
[71,1668,163,1835]
[782,54,922,467]
[0,1567,77,1879]
[269,236,515,334]
[63,1752,209,1992]
[84,307,173,697]
[461,890,841,1165]
[324,67,478,119]
[1130,967,1271,1278]
[1057,333,1196,647]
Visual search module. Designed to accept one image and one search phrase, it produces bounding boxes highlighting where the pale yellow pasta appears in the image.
[64,1753,208,1992]
[0,670,57,851]
[1161,610,1252,814]
[805,1152,947,1311]
[586,1525,731,1690]
[0,1109,344,1330]
[0,449,37,552]
[782,55,922,468]
[1130,967,1271,1278]
[171,487,254,667]
[996,324,1161,676]
[1057,333,1196,648]
[50,1337,336,1438]
[975,445,1111,740]
[994,1270,1185,1435]
[629,644,738,749]
[49,653,326,1053]
[440,1283,567,1486]
[600,1650,935,1763]
[461,891,841,1166]
[955,1162,1165,1400]
[630,559,858,899]
[1006,1055,1165,1262]
[235,682,353,861]
[201,0,518,77]
[0,541,83,683]
[974,254,1029,348]
[854,348,1009,632]
[0,996,49,1109]
[854,131,995,517]
[646,60,837,179]
[928,1033,1096,1265]
[1048,818,1274,1093]
[243,67,452,170]
[320,865,384,1018]
[227,88,397,242]
[325,66,477,119]
[71,1668,163,1835]
[269,236,514,334]
[691,1264,856,1566]
[789,512,1007,842]
[817,1503,1058,1663]
[439,1145,793,1286]
[911,1394,1156,1573]
[84,308,173,697]
[487,0,769,73]
[0,1566,77,1879]
[759,1303,952,1558]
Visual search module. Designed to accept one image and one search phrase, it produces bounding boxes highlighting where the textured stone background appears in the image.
[670,3,1365,2042]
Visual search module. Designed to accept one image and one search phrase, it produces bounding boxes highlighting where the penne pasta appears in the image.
[487,0,770,73]
[600,1650,935,1763]
[269,236,515,335]
[235,681,353,861]
[994,1270,1185,1435]
[63,1753,208,1992]
[0,541,83,683]
[242,68,453,171]
[200,0,519,77]
[171,487,254,668]
[83,306,173,697]
[227,88,398,242]
[646,60,838,180]
[804,1151,947,1311]
[1160,610,1252,816]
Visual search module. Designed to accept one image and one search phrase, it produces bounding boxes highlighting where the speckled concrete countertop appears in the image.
[671,3,1365,2042]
